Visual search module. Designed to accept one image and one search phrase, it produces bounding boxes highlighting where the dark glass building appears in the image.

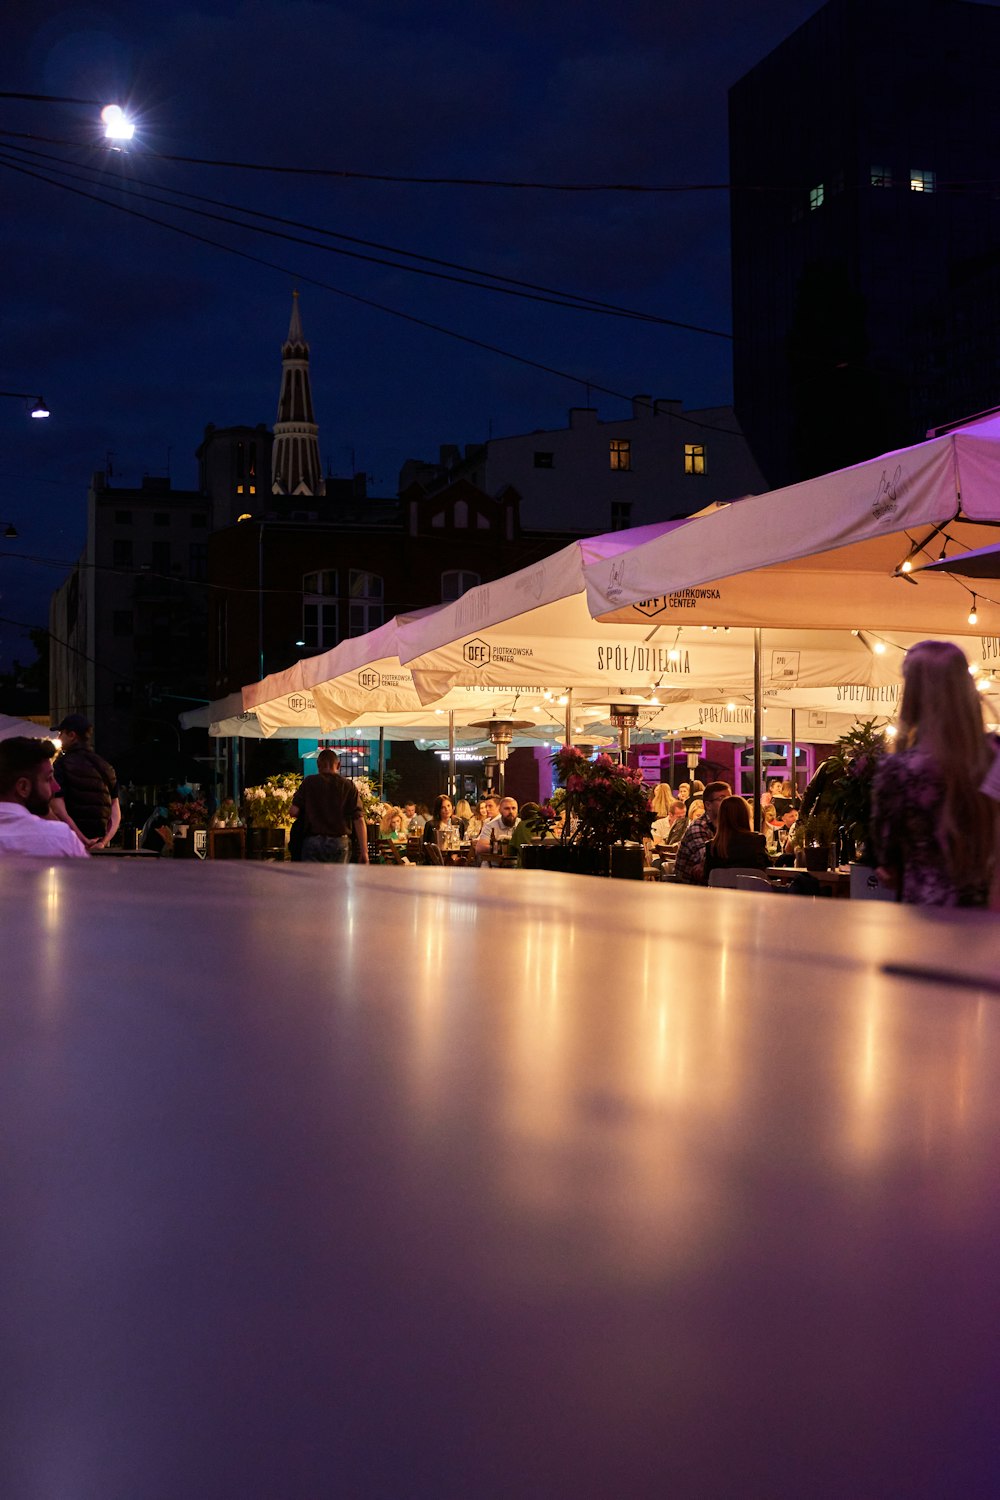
[730,0,1000,488]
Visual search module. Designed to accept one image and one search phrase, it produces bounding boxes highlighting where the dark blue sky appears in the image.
[0,0,881,669]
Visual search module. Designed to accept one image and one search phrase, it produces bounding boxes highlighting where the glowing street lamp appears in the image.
[101,104,135,142]
[0,391,49,418]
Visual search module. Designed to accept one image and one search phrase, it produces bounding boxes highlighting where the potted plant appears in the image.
[353,776,390,860]
[242,772,302,858]
[522,746,650,877]
[792,807,840,871]
[801,718,890,864]
[168,791,209,858]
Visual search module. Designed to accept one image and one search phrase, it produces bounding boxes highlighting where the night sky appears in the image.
[0,0,927,671]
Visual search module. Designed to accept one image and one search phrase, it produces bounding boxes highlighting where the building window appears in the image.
[191,512,207,528]
[303,602,338,651]
[808,183,824,211]
[441,569,480,603]
[112,539,133,569]
[684,443,707,475]
[153,512,170,526]
[610,502,632,530]
[303,570,338,651]
[533,451,555,469]
[236,484,244,494]
[870,164,892,188]
[609,439,631,471]
[910,168,935,193]
[113,609,133,637]
[151,540,171,573]
[303,570,337,596]
[189,542,207,581]
[114,509,132,524]
[348,570,383,636]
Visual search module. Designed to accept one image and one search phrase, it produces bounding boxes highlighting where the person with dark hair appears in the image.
[703,796,770,881]
[0,738,89,857]
[673,781,731,885]
[423,794,468,862]
[50,714,120,848]
[872,640,997,905]
[289,748,368,865]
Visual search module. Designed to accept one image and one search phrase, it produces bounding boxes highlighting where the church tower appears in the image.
[271,291,325,497]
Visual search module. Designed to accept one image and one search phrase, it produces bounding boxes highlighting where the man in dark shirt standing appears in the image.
[50,714,120,848]
[290,749,369,865]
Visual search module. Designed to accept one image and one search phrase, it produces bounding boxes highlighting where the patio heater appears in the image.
[469,719,533,795]
[609,702,640,762]
[680,734,703,773]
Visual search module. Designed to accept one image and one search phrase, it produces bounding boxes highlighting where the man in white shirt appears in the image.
[475,796,520,865]
[0,737,89,858]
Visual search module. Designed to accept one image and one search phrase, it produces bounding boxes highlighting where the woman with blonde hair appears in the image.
[872,639,997,905]
[649,782,673,820]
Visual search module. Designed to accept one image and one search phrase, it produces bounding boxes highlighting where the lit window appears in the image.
[809,183,824,211]
[870,164,892,188]
[441,569,480,602]
[236,484,244,494]
[609,439,631,471]
[910,169,935,193]
[349,570,384,637]
[684,443,707,475]
[249,485,256,495]
[610,502,632,530]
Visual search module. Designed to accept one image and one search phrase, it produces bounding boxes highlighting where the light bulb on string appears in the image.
[968,595,978,626]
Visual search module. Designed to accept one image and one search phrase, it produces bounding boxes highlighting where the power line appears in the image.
[0,138,731,337]
[0,151,743,435]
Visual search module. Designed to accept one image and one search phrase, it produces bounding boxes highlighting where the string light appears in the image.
[968,595,978,626]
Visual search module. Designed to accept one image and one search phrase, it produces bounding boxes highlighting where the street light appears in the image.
[0,391,50,419]
[2,521,17,539]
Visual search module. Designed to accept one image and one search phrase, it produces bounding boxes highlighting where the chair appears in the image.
[424,843,445,866]
[406,836,426,865]
[707,866,774,890]
[378,839,404,866]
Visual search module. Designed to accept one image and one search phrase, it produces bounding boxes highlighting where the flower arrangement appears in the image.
[242,772,302,829]
[353,775,390,825]
[168,793,209,828]
[803,718,890,858]
[542,745,651,849]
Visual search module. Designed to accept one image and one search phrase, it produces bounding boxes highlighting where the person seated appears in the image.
[464,799,489,842]
[454,798,475,833]
[422,795,467,859]
[380,806,407,841]
[703,795,770,880]
[651,797,688,848]
[508,802,543,864]
[761,802,782,853]
[475,796,520,864]
[674,781,690,805]
[0,737,89,857]
[402,801,426,834]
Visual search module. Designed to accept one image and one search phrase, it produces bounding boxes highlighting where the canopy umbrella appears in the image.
[0,714,58,743]
[583,408,1000,636]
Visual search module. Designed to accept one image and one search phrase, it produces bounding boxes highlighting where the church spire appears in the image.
[272,290,325,497]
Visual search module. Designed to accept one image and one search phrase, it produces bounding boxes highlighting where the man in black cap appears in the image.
[50,714,120,848]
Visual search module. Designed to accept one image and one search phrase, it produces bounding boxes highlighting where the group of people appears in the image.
[5,643,999,906]
[0,716,120,859]
[659,641,1000,908]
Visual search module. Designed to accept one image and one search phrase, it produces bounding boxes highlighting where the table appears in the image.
[766,862,852,895]
[3,860,999,1498]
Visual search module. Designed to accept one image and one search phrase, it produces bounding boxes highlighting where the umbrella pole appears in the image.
[789,710,797,802]
[378,727,385,799]
[231,735,241,802]
[448,712,456,798]
[565,689,573,747]
[753,630,763,832]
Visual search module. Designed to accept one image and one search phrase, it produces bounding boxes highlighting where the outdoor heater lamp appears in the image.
[469,718,534,794]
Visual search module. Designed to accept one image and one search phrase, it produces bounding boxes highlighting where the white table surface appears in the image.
[2,860,999,1499]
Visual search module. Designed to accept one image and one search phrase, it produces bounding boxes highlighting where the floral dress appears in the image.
[871,748,988,907]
